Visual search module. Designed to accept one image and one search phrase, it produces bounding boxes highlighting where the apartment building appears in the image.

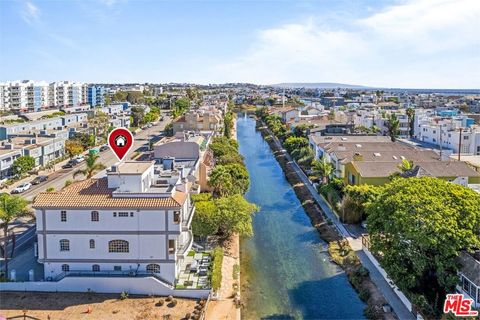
[457,251,480,309]
[33,161,195,284]
[0,145,22,180]
[0,113,87,140]
[172,107,223,134]
[0,81,103,112]
[414,109,480,155]
[354,109,409,138]
[87,86,105,107]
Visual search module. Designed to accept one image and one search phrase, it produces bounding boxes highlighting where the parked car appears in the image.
[198,266,208,276]
[75,155,85,163]
[31,175,48,185]
[62,159,79,169]
[11,182,32,194]
[99,144,109,152]
[189,260,199,273]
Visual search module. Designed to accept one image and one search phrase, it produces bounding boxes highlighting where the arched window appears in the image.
[89,239,95,249]
[61,264,69,272]
[108,240,129,253]
[91,211,99,222]
[146,264,160,273]
[59,239,70,251]
[92,264,100,272]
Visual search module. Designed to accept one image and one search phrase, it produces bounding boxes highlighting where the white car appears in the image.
[75,155,85,163]
[11,182,32,194]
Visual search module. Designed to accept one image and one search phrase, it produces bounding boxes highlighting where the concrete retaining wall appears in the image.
[0,276,210,299]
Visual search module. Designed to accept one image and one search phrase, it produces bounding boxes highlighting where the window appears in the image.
[89,239,95,249]
[61,264,69,272]
[109,240,129,253]
[91,211,99,222]
[173,211,180,224]
[92,264,100,272]
[114,265,122,271]
[146,264,161,273]
[130,212,134,217]
[59,239,70,251]
[463,276,470,293]
[464,136,469,140]
[61,210,67,222]
[118,212,129,217]
[113,212,117,217]
[168,239,175,254]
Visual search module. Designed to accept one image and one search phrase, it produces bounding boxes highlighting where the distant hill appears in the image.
[271,82,369,89]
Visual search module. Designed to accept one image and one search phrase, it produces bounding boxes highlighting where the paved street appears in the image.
[18,116,170,201]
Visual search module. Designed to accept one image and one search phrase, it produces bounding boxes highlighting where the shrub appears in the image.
[168,299,177,307]
[166,295,173,302]
[211,247,224,291]
[355,266,370,278]
[46,187,55,192]
[359,289,370,302]
[232,264,240,280]
[64,180,72,188]
[119,291,129,300]
[156,299,164,306]
[185,313,191,319]
[363,305,377,320]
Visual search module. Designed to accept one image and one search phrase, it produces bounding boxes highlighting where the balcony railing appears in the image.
[52,270,174,288]
[182,206,195,231]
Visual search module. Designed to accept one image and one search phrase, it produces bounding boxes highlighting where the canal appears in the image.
[238,115,365,319]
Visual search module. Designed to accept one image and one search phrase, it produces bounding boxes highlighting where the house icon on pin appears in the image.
[115,135,127,147]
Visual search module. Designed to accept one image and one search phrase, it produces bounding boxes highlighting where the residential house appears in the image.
[33,161,196,285]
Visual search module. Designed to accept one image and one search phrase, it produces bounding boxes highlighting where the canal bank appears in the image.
[237,116,365,319]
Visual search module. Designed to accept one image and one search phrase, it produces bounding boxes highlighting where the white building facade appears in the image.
[33,161,195,285]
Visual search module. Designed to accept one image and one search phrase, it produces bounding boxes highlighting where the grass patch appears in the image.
[233,264,240,280]
[211,247,224,291]
[187,250,195,257]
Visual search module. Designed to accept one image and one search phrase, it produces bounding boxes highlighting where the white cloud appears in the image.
[20,1,40,25]
[214,0,480,88]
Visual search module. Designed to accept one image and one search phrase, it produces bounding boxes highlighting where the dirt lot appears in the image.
[0,292,202,320]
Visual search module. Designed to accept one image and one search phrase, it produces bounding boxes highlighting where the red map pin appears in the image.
[108,127,134,161]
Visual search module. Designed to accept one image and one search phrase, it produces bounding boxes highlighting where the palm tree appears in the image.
[312,156,334,184]
[0,193,32,278]
[405,107,415,137]
[291,146,314,166]
[73,154,106,179]
[386,113,400,142]
[398,159,414,172]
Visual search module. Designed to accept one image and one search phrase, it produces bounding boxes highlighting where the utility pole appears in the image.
[458,127,463,161]
[439,124,443,160]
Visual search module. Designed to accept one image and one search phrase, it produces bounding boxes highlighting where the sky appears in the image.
[0,0,479,88]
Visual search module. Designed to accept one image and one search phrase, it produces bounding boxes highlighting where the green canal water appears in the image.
[238,116,365,319]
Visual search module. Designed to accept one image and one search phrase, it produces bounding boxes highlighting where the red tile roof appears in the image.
[33,178,184,209]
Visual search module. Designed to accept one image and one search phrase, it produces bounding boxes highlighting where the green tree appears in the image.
[366,178,480,313]
[104,93,111,105]
[164,123,174,137]
[293,124,312,138]
[223,111,234,138]
[73,153,106,179]
[209,137,238,159]
[65,140,84,159]
[88,111,110,142]
[191,199,218,237]
[210,163,249,196]
[385,113,400,142]
[113,91,128,102]
[0,193,32,277]
[172,97,190,118]
[131,106,145,127]
[11,156,35,177]
[406,107,415,137]
[191,194,259,239]
[126,91,144,104]
[312,156,334,184]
